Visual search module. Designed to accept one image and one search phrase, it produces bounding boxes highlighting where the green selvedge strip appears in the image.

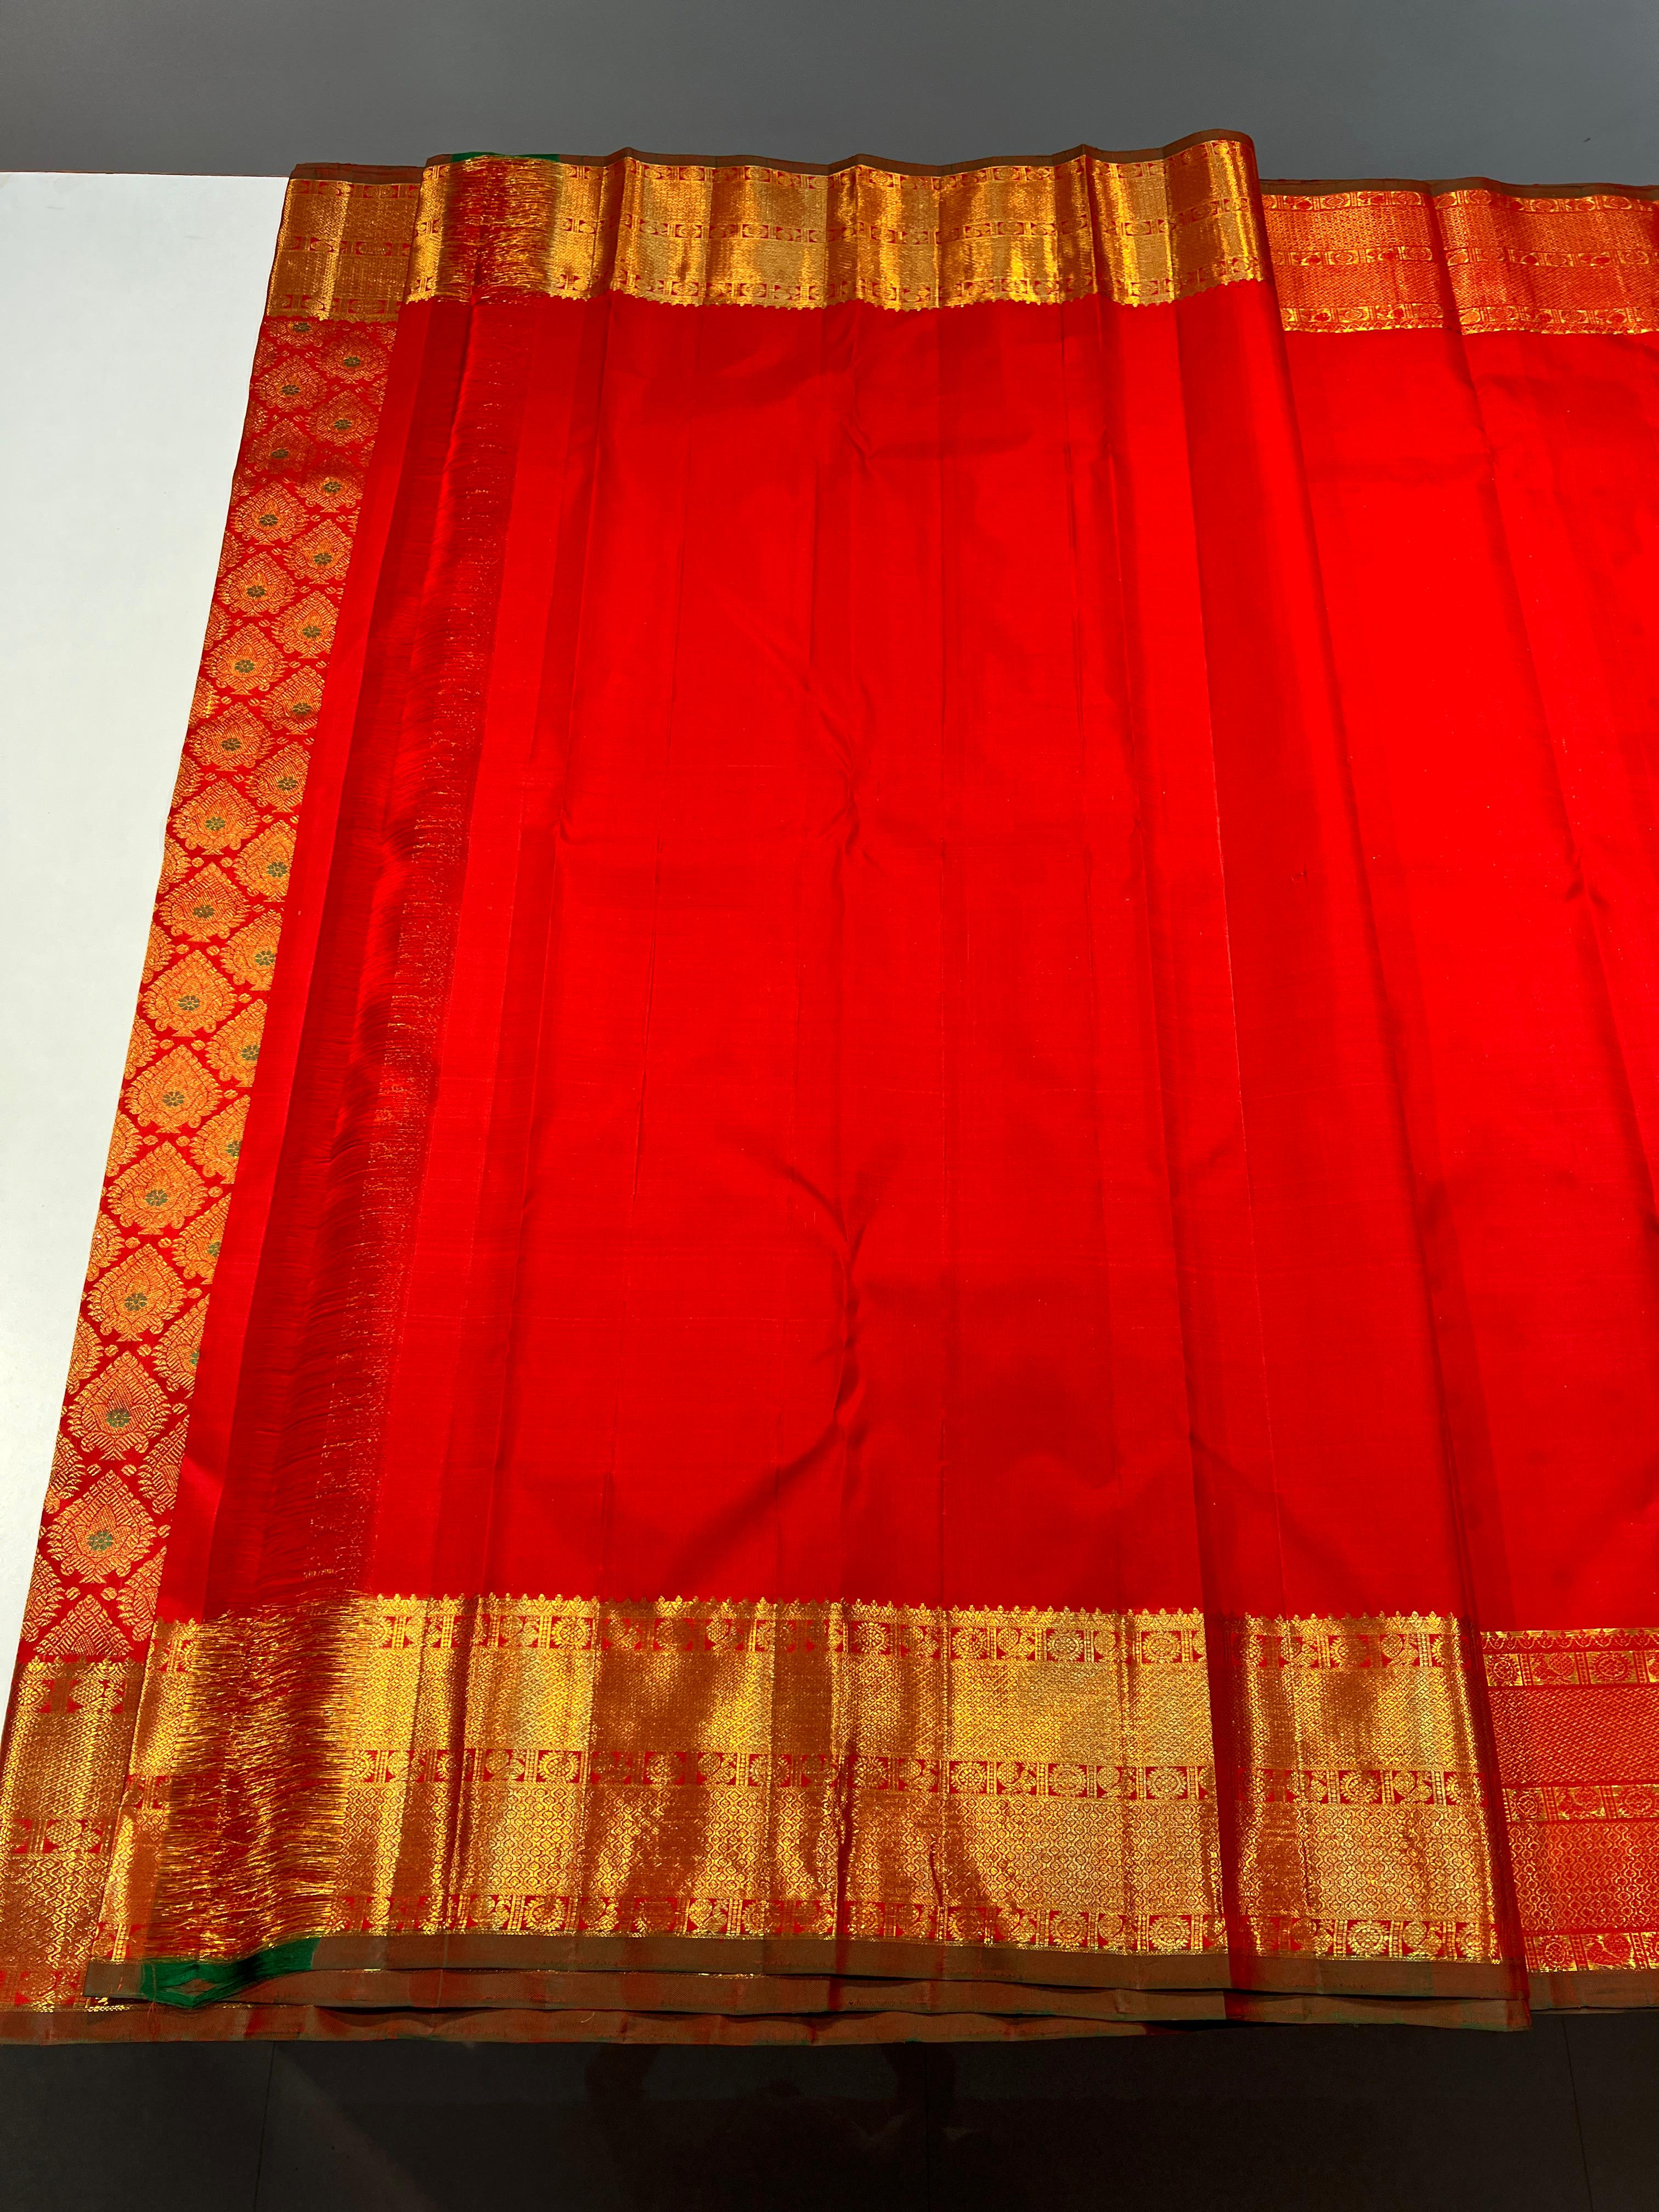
[138,1937,320,2009]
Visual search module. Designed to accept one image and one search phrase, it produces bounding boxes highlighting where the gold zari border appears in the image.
[1225,1617,1502,1976]
[265,149,1659,337]
[0,1660,144,2010]
[87,1601,1507,2000]
[403,139,1266,311]
[1485,1628,1659,1982]
[266,165,424,324]
[1263,184,1659,334]
[8,1606,1658,2024]
[103,1601,1226,1971]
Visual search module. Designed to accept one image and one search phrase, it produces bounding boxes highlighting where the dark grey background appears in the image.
[3,0,1656,183]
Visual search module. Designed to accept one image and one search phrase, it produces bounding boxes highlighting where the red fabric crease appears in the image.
[163,284,1659,1645]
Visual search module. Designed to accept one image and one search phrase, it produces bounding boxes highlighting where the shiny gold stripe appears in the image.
[1264,185,1659,335]
[260,154,1659,335]
[101,1601,1223,1968]
[1263,188,1448,332]
[0,1660,145,2010]
[265,168,425,324]
[86,1599,1508,1989]
[1225,1618,1502,1971]
[1485,1627,1659,1979]
[16,1606,1652,2012]
[405,139,1267,313]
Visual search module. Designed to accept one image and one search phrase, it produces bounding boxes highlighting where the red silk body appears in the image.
[165,284,1659,1641]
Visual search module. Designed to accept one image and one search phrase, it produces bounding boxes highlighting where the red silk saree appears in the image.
[5,135,1659,2039]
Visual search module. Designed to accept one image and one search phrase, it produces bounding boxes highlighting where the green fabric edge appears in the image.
[138,1937,320,2010]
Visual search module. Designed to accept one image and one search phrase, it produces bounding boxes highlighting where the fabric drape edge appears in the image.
[265,148,1659,335]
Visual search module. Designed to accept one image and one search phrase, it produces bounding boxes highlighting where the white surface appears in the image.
[0,172,287,1679]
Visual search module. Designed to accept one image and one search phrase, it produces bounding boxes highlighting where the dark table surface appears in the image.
[4,2010,1656,2210]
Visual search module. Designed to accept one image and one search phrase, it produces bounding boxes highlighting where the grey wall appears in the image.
[3,0,1656,185]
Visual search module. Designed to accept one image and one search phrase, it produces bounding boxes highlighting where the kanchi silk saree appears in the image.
[5,134,1659,2040]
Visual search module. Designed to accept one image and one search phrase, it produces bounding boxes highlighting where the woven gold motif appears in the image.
[99,1601,1225,1972]
[405,139,1267,313]
[1484,1629,1659,1978]
[266,168,424,324]
[16,307,399,1679]
[1226,1618,1505,1972]
[266,153,1659,337]
[92,1600,1505,1999]
[1264,184,1659,335]
[0,1661,145,2010]
[12,1606,1651,2013]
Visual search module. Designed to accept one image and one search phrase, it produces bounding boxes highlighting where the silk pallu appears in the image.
[5,136,1659,2040]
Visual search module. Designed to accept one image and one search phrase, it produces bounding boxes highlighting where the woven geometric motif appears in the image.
[19,310,396,1663]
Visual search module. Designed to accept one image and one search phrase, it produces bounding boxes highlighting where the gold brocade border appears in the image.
[264,147,1659,335]
[101,1602,1226,1971]
[18,294,405,1669]
[266,165,424,324]
[1262,183,1659,334]
[1485,1629,1659,1982]
[85,1600,1512,1999]
[403,138,1267,311]
[1223,1618,1503,1976]
[7,1610,1657,2019]
[0,1660,145,2010]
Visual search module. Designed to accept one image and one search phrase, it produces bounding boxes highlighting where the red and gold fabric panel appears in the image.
[1,144,1656,2039]
[1273,195,1659,1995]
[1263,182,1659,333]
[0,166,422,2017]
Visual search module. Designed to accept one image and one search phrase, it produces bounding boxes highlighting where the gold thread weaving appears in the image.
[259,151,1659,336]
[1485,1628,1659,1977]
[405,140,1267,312]
[1264,185,1659,335]
[93,1599,1505,1989]
[266,170,425,324]
[0,1661,144,2008]
[100,1601,1224,1968]
[8,1609,1652,2012]
[1226,1617,1504,1971]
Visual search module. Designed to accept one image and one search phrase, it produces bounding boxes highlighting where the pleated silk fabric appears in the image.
[4,137,1659,2040]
